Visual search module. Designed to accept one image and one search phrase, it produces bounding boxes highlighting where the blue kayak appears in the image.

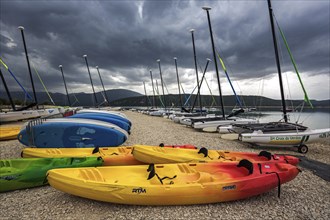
[70,113,131,132]
[76,112,132,126]
[18,118,128,148]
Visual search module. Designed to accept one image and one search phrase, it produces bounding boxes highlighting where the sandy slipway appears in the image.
[0,111,329,219]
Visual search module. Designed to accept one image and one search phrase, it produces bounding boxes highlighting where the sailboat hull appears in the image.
[239,128,330,146]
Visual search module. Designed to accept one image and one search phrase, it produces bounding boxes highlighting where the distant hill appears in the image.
[109,94,330,112]
[0,89,142,107]
[1,90,329,111]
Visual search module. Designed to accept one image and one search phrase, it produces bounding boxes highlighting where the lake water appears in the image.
[248,111,330,129]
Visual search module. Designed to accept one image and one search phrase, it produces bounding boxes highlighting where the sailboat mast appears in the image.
[58,65,71,106]
[267,0,288,122]
[0,69,16,111]
[83,55,98,107]
[18,26,38,109]
[202,7,225,118]
[96,66,110,105]
[190,29,203,114]
[157,59,167,112]
[143,81,149,109]
[173,57,183,109]
[149,70,156,108]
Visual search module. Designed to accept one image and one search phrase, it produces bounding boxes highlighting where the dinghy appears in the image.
[239,128,330,153]
[47,160,300,205]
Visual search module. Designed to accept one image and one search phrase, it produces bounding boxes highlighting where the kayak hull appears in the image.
[47,161,299,205]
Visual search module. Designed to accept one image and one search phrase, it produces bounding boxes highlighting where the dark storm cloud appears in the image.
[0,0,329,100]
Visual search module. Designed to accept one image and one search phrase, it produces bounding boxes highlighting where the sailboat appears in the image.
[177,7,258,130]
[1,27,63,123]
[0,58,40,123]
[220,0,330,154]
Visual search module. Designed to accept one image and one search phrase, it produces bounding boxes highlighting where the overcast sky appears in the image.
[1,0,329,102]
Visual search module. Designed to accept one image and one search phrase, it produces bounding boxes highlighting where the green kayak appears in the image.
[0,157,103,192]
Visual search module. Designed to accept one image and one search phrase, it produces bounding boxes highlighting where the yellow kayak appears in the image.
[132,145,300,165]
[0,126,21,141]
[22,146,144,166]
[47,161,300,205]
[22,145,196,166]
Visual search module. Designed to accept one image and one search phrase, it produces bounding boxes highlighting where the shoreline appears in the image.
[0,111,329,219]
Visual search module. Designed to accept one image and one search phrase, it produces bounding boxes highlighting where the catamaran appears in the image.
[218,0,330,154]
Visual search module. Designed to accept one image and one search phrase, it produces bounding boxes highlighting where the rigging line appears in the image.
[183,85,198,107]
[179,82,188,106]
[214,43,246,106]
[274,14,313,108]
[0,57,34,101]
[68,87,80,106]
[155,80,165,108]
[216,51,243,108]
[275,25,295,118]
[196,60,217,107]
[31,63,56,105]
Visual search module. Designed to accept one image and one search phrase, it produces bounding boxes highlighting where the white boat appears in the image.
[179,114,216,126]
[239,128,330,153]
[36,108,62,117]
[193,118,258,130]
[0,110,40,123]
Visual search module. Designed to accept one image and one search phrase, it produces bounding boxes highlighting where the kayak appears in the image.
[132,145,300,165]
[0,157,103,192]
[47,160,300,205]
[21,144,197,166]
[0,126,21,141]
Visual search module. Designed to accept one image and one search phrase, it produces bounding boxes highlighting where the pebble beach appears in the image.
[1,111,330,219]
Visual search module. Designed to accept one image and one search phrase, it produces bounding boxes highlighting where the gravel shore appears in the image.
[1,111,329,219]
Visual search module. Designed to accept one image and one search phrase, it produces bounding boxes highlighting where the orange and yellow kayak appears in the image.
[47,160,300,205]
[22,144,197,166]
[132,145,300,165]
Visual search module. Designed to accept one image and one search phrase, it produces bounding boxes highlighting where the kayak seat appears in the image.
[237,159,253,175]
[193,172,215,184]
[147,164,177,185]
